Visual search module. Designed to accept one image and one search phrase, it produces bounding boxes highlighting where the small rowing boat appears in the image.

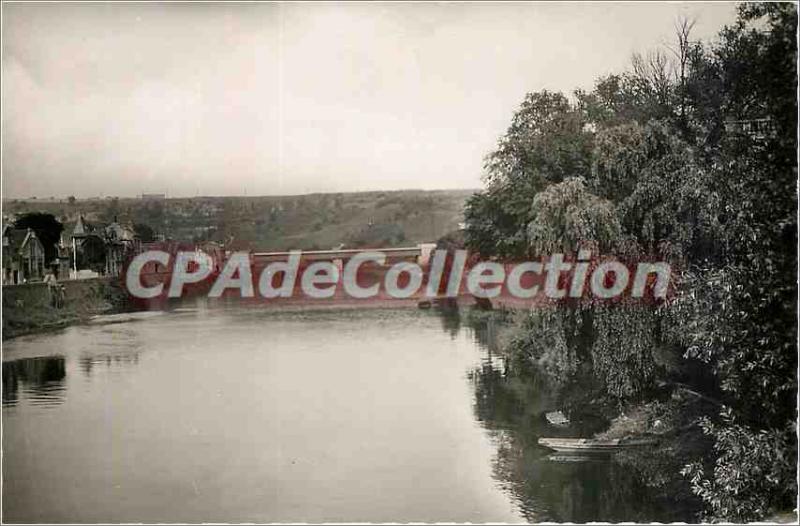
[546,453,608,463]
[538,437,655,454]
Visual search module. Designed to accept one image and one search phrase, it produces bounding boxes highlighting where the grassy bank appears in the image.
[2,278,130,340]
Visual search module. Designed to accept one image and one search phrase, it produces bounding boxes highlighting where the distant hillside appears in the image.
[2,189,476,250]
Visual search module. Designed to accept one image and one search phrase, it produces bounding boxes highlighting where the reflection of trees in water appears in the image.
[490,431,691,522]
[449,310,697,522]
[79,352,140,377]
[470,358,554,433]
[3,356,66,407]
[465,314,503,355]
[437,305,461,338]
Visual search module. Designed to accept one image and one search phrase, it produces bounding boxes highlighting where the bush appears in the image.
[681,410,797,522]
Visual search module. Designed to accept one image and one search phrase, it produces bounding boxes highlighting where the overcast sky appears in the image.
[3,2,738,198]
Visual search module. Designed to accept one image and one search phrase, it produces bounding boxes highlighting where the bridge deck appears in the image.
[252,247,423,262]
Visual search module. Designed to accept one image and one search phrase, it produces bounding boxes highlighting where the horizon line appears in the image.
[1,187,483,202]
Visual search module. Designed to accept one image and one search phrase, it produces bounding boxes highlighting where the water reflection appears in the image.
[455,309,698,522]
[437,304,462,338]
[3,309,530,523]
[3,356,67,408]
[2,308,697,522]
[79,351,140,377]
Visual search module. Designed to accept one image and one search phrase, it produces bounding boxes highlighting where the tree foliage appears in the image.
[681,411,796,522]
[134,223,155,243]
[466,91,594,258]
[466,3,797,520]
[13,212,64,264]
[591,305,658,401]
[527,177,621,255]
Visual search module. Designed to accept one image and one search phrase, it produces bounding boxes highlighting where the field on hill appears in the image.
[3,189,476,250]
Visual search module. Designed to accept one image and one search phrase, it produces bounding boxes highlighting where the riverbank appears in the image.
[458,305,722,519]
[2,278,130,340]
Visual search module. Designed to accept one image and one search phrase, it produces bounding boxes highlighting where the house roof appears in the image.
[71,216,139,243]
[3,225,28,249]
[2,225,43,254]
[72,216,98,237]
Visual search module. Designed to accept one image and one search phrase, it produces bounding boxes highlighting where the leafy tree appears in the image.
[134,223,155,243]
[484,91,594,192]
[465,91,595,258]
[591,120,722,259]
[671,4,797,520]
[463,190,523,257]
[681,411,796,522]
[13,212,64,263]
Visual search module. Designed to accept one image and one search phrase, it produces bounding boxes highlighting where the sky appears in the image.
[2,2,739,199]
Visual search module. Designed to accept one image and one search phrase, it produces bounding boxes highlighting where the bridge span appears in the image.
[252,244,437,265]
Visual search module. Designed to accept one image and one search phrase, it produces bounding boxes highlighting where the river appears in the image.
[2,307,692,522]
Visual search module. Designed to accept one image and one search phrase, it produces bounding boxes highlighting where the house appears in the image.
[2,225,46,284]
[103,219,140,275]
[70,216,106,276]
[70,216,141,277]
[53,235,72,279]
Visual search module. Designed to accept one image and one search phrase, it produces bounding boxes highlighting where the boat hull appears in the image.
[538,437,655,454]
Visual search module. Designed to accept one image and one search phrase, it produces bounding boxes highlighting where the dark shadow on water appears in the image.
[437,304,462,339]
[3,356,67,408]
[449,309,699,522]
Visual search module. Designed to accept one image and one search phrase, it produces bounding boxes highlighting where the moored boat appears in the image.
[538,437,655,454]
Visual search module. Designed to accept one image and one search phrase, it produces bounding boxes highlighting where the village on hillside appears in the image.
[1,189,471,285]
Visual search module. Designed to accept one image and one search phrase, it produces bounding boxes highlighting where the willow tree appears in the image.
[507,176,664,404]
[527,177,621,256]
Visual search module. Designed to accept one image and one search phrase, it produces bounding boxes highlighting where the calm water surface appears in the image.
[3,307,689,523]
